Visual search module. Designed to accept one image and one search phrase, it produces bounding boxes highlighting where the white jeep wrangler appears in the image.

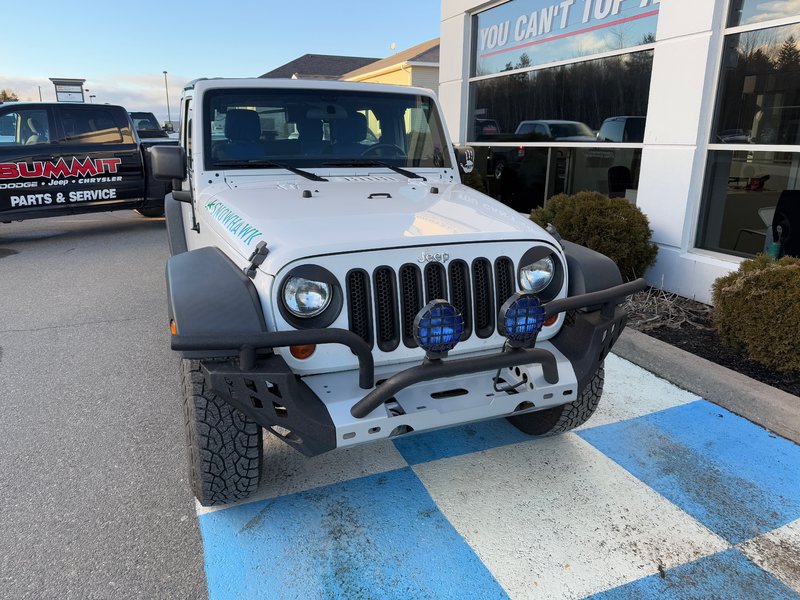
[151,78,645,506]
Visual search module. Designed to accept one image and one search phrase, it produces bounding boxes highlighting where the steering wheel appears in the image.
[360,143,406,158]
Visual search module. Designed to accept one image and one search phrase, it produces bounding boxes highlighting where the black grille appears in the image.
[495,257,515,311]
[424,263,447,302]
[346,269,372,347]
[373,267,400,352]
[448,260,472,341]
[472,258,495,338]
[345,254,515,351]
[399,264,423,348]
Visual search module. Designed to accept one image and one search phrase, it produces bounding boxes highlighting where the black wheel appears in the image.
[493,160,505,181]
[181,359,263,506]
[136,207,165,218]
[507,365,604,435]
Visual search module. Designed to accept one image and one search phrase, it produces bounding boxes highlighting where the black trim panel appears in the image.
[166,246,267,340]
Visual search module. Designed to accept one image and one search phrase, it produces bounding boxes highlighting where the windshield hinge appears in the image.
[244,241,269,278]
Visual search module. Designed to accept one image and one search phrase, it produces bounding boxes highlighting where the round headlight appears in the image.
[519,256,555,293]
[283,276,331,318]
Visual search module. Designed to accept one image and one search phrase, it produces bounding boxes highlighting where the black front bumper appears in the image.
[173,278,646,456]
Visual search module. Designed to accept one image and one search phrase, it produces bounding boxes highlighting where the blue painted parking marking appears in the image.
[588,548,800,600]
[198,468,508,600]
[196,359,800,598]
[392,418,531,465]
[578,400,800,544]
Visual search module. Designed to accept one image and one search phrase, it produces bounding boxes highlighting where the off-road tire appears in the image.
[181,359,263,506]
[507,365,604,435]
[135,207,165,218]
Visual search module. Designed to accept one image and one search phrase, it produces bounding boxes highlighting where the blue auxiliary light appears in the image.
[413,300,464,359]
[498,293,545,348]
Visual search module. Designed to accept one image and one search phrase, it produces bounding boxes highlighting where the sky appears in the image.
[0,0,441,123]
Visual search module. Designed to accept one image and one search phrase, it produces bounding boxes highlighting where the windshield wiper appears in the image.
[322,160,426,182]
[214,160,328,182]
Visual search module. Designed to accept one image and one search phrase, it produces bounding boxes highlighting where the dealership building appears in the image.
[439,0,800,302]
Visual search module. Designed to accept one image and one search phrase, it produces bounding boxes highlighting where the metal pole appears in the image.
[38,86,42,101]
[163,71,172,126]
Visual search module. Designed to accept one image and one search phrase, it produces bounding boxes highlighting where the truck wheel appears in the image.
[136,207,165,218]
[507,365,604,436]
[181,359,263,506]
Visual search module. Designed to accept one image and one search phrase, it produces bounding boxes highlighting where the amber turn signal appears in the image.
[170,320,177,335]
[290,344,316,359]
[544,314,559,327]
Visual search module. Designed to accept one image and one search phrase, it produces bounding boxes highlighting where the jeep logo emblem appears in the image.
[418,251,450,264]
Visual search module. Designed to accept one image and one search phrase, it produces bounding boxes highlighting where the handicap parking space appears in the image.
[197,354,800,599]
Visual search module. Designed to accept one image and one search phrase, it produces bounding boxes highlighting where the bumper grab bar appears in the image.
[172,279,646,398]
[171,328,376,389]
[544,278,646,319]
[350,348,559,419]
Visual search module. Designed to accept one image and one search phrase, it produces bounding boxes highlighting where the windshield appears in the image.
[203,88,451,171]
[130,112,161,131]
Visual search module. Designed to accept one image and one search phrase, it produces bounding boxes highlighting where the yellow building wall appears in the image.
[357,69,412,86]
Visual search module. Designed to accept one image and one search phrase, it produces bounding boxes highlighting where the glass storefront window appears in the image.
[474,145,642,212]
[472,0,659,77]
[728,0,800,28]
[469,50,653,142]
[713,22,800,145]
[697,150,800,256]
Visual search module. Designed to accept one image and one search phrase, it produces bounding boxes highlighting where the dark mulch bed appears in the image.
[624,289,800,398]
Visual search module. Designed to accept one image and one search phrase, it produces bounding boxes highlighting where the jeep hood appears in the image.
[199,175,554,272]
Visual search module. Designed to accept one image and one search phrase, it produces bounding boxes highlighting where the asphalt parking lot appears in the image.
[1,213,799,599]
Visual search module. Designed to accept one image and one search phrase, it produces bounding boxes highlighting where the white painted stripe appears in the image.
[582,354,701,430]
[739,519,800,593]
[413,433,729,600]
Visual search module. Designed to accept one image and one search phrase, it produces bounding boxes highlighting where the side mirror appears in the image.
[150,145,191,202]
[150,145,185,181]
[453,145,475,175]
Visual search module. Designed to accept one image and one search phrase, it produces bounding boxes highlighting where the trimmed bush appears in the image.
[530,191,658,279]
[712,255,800,373]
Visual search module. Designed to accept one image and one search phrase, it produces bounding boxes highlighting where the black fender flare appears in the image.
[166,246,267,357]
[164,193,188,256]
[561,240,623,296]
[552,241,627,396]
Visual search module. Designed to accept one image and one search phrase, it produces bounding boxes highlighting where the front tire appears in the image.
[507,365,604,435]
[181,359,263,506]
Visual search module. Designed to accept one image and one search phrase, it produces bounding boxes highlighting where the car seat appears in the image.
[772,189,800,258]
[608,165,632,198]
[217,109,264,161]
[25,116,47,145]
[296,118,326,154]
[332,112,367,155]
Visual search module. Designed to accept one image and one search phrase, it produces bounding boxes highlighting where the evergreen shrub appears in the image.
[712,255,800,373]
[530,191,658,279]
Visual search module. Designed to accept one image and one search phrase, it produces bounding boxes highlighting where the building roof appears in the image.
[341,38,440,80]
[260,54,379,80]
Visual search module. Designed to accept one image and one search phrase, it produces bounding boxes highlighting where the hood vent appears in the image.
[328,175,400,183]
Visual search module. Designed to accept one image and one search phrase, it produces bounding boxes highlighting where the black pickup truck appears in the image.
[0,102,176,221]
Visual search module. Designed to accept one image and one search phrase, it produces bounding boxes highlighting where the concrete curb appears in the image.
[613,328,800,444]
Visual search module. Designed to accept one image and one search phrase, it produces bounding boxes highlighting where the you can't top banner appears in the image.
[473,0,660,76]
